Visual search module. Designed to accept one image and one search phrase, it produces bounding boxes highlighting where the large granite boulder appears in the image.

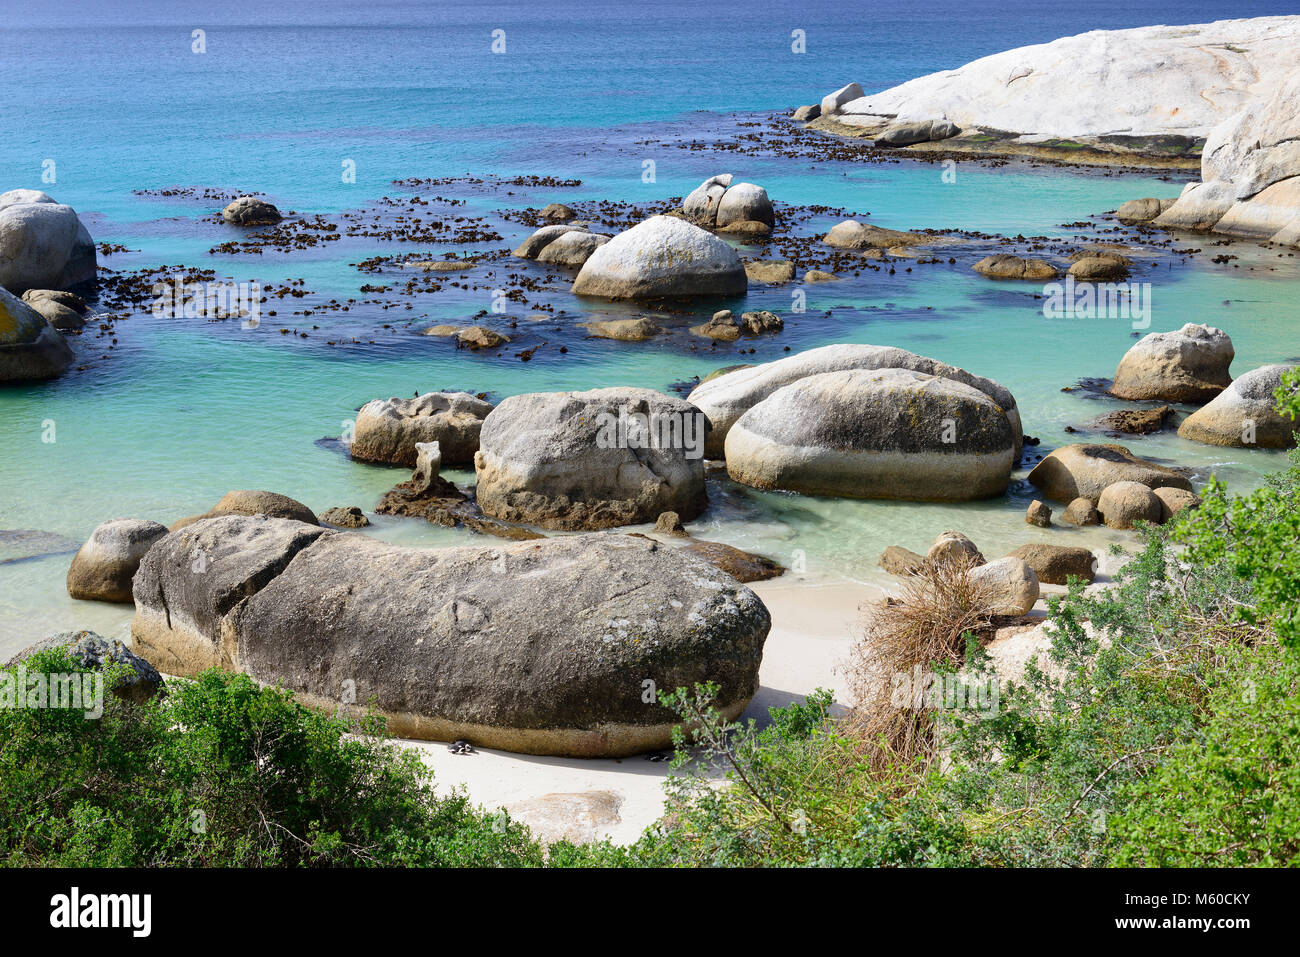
[1027,443,1192,503]
[687,343,1022,460]
[132,516,330,675]
[1155,71,1300,245]
[823,18,1300,150]
[0,286,73,382]
[0,190,96,293]
[474,387,708,530]
[572,216,746,299]
[351,391,494,467]
[7,630,164,705]
[1110,323,1234,402]
[133,520,771,757]
[66,518,169,603]
[716,182,775,228]
[1177,364,1298,449]
[723,368,1017,501]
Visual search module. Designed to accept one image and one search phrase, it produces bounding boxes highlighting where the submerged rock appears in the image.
[584,317,662,341]
[134,521,771,757]
[973,254,1058,280]
[744,259,795,284]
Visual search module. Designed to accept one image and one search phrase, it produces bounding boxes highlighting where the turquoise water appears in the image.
[3,0,1300,653]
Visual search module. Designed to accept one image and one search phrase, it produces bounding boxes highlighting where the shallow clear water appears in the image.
[3,0,1299,654]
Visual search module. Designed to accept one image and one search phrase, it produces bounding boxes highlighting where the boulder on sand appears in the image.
[571,216,747,300]
[969,557,1040,616]
[0,286,73,382]
[688,342,1022,460]
[723,368,1018,502]
[928,531,985,567]
[133,521,771,757]
[879,545,926,577]
[473,387,708,530]
[1027,443,1192,503]
[1177,364,1298,449]
[351,391,494,467]
[66,518,169,603]
[0,189,97,293]
[1110,323,1233,402]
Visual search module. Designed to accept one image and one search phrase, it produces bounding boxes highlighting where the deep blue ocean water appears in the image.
[2,0,1299,649]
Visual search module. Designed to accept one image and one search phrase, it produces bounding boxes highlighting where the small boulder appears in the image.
[1025,500,1052,528]
[320,506,370,528]
[824,219,929,249]
[1090,405,1176,435]
[0,286,73,382]
[1006,544,1095,585]
[66,518,169,603]
[1027,443,1192,503]
[221,196,282,226]
[973,254,1059,280]
[682,540,784,583]
[1177,364,1298,449]
[1111,324,1233,402]
[692,312,741,341]
[744,259,796,284]
[456,326,508,350]
[1061,497,1101,526]
[969,557,1040,616]
[792,104,821,122]
[6,630,164,705]
[21,289,87,331]
[803,269,840,282]
[1153,487,1200,522]
[584,317,662,341]
[1116,198,1176,225]
[928,531,985,567]
[740,311,783,335]
[1097,481,1164,529]
[351,391,493,467]
[539,203,577,222]
[1069,257,1130,281]
[209,490,319,525]
[654,511,688,536]
[875,119,960,146]
[879,545,926,577]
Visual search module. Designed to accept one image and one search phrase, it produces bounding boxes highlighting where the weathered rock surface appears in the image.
[474,387,708,530]
[209,490,319,525]
[572,216,747,300]
[879,545,926,577]
[1027,443,1192,503]
[823,18,1300,152]
[221,196,281,226]
[1155,70,1300,245]
[824,219,930,250]
[820,82,865,117]
[1006,544,1095,585]
[1116,197,1177,224]
[1111,324,1233,402]
[1025,500,1052,528]
[513,224,609,266]
[1061,497,1101,526]
[744,259,795,283]
[584,317,662,341]
[724,368,1017,502]
[1068,257,1130,281]
[0,189,96,292]
[792,104,821,122]
[1098,480,1164,529]
[0,286,73,382]
[681,540,784,583]
[928,531,985,567]
[320,506,370,528]
[457,326,508,350]
[876,119,960,146]
[351,391,493,467]
[21,288,87,330]
[134,522,771,757]
[1090,405,1176,435]
[1177,364,1298,448]
[687,343,1022,460]
[66,518,169,603]
[1154,486,1201,522]
[7,630,164,704]
[969,557,1040,616]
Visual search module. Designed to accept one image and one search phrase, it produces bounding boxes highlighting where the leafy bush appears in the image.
[0,662,546,867]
